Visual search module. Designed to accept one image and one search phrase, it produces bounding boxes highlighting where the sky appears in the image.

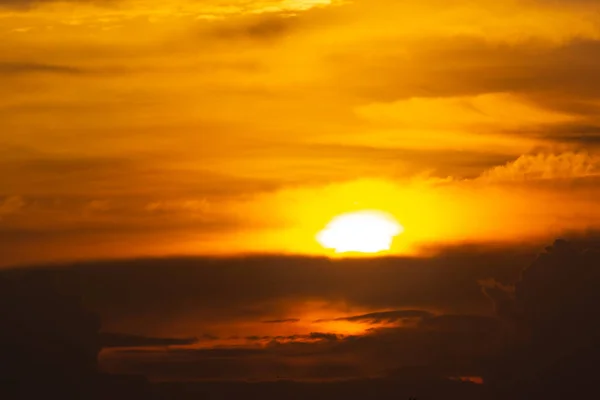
[2,0,600,266]
[2,1,600,391]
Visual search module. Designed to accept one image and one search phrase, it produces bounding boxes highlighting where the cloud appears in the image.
[334,37,600,123]
[145,199,210,214]
[478,279,517,321]
[314,310,434,324]
[515,239,600,345]
[0,269,102,381]
[355,93,576,130]
[23,253,523,336]
[306,332,339,341]
[477,239,600,392]
[99,332,198,348]
[246,332,345,344]
[479,152,600,182]
[262,318,300,324]
[0,62,85,75]
[5,239,599,386]
[0,0,335,14]
[0,252,523,382]
[208,13,298,42]
[418,314,503,334]
[103,311,507,381]
[3,0,600,266]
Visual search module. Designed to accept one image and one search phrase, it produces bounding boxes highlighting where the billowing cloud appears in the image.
[479,152,600,182]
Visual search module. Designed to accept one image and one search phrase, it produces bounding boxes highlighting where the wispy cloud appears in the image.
[314,310,434,324]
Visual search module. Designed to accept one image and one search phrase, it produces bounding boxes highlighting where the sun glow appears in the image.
[316,210,403,254]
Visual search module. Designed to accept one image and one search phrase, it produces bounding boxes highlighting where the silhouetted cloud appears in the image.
[99,332,198,348]
[419,314,503,333]
[96,239,600,382]
[246,332,342,343]
[262,318,300,324]
[0,269,101,386]
[515,239,600,347]
[478,279,517,321]
[2,239,599,396]
[479,239,600,397]
[307,332,340,341]
[12,253,525,336]
[105,311,506,381]
[315,309,434,324]
[481,239,600,345]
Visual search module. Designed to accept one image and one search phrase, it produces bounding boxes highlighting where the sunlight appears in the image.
[316,210,403,254]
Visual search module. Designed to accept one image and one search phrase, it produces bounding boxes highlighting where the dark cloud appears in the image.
[99,332,198,348]
[3,239,600,397]
[479,239,600,397]
[540,123,600,147]
[152,378,486,400]
[419,314,503,333]
[246,332,342,343]
[0,269,101,384]
[481,239,600,345]
[6,252,528,334]
[478,279,517,321]
[262,318,300,324]
[515,239,600,348]
[105,349,370,382]
[0,245,532,383]
[96,239,600,384]
[315,309,434,324]
[104,312,506,381]
[166,347,266,358]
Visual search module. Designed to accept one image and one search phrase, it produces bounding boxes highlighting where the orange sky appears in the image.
[2,0,600,266]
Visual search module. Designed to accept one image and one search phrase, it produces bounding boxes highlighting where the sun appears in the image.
[316,210,404,254]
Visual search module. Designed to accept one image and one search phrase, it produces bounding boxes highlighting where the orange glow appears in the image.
[450,376,484,384]
[2,0,600,269]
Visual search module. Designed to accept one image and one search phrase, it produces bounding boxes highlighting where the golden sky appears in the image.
[2,0,600,266]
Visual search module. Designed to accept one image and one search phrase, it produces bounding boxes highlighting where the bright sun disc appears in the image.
[316,210,403,254]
